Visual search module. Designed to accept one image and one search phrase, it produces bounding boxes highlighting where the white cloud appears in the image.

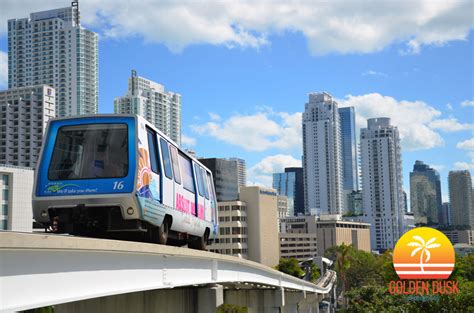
[1,0,472,55]
[456,138,474,150]
[181,134,196,146]
[429,118,474,132]
[0,50,7,88]
[362,70,387,77]
[191,111,301,152]
[247,154,301,187]
[454,139,474,170]
[454,161,474,170]
[208,112,221,121]
[446,103,453,111]
[400,39,421,55]
[431,164,445,172]
[339,93,444,151]
[461,100,474,107]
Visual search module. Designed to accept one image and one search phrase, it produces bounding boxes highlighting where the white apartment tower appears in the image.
[114,70,182,145]
[8,2,98,117]
[303,92,344,215]
[0,85,56,167]
[361,118,404,251]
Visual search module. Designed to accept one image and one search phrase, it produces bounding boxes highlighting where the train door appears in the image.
[193,163,206,219]
[169,145,182,201]
[205,171,217,224]
[159,137,174,208]
[199,166,211,221]
[138,127,160,202]
[177,152,196,216]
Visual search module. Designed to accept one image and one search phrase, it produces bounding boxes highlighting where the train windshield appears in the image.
[48,123,128,180]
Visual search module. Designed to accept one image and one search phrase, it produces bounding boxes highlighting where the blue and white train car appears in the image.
[33,114,218,249]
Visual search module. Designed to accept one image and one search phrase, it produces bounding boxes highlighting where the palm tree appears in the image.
[407,236,441,272]
[335,243,352,309]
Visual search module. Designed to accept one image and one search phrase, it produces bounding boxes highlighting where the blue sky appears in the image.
[1,0,473,203]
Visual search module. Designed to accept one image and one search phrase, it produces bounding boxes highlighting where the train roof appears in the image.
[45,114,211,173]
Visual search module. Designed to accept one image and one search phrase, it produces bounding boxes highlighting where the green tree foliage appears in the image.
[23,307,54,313]
[308,260,321,282]
[451,253,474,282]
[216,304,247,313]
[275,258,305,279]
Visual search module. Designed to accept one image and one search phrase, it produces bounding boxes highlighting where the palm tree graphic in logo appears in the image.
[393,227,455,279]
[407,235,440,272]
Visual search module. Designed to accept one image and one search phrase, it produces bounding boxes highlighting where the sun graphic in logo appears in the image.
[393,227,455,279]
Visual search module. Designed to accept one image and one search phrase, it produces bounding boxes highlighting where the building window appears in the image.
[1,204,7,216]
[2,175,8,186]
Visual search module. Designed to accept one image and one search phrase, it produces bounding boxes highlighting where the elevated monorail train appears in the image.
[33,115,218,250]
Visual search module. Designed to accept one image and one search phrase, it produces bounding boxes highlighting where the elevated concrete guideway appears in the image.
[0,232,336,312]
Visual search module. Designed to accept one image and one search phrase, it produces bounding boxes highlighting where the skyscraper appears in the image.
[273,171,296,216]
[198,158,239,202]
[448,170,474,228]
[361,118,404,251]
[440,202,452,226]
[285,167,305,216]
[338,107,359,192]
[409,160,442,226]
[8,2,98,116]
[303,92,344,215]
[229,157,246,187]
[114,70,182,145]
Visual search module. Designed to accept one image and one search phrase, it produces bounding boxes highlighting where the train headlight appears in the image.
[127,207,134,215]
[41,210,48,218]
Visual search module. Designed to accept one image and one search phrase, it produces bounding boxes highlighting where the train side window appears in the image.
[194,163,205,197]
[200,167,209,199]
[146,129,159,174]
[169,146,181,184]
[159,138,173,179]
[178,152,195,193]
[207,172,217,214]
[207,172,216,203]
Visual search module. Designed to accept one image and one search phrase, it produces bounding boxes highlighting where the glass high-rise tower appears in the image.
[409,160,442,226]
[8,2,98,116]
[338,107,359,192]
[273,171,296,216]
[448,170,474,229]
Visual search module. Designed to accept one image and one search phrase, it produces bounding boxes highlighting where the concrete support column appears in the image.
[225,288,284,313]
[298,294,320,313]
[197,285,223,313]
[281,292,305,313]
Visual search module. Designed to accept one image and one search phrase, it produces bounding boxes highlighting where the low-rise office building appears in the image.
[208,186,280,267]
[279,214,371,260]
[209,201,248,258]
[440,229,474,245]
[279,216,318,261]
[316,218,371,255]
[0,85,55,167]
[0,164,34,232]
